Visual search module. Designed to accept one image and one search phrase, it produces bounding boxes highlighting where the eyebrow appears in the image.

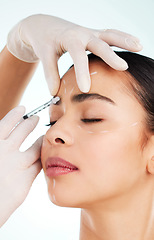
[71,93,115,105]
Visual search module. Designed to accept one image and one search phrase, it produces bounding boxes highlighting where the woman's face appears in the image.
[41,60,148,208]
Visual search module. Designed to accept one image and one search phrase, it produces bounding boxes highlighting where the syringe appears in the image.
[23,96,60,119]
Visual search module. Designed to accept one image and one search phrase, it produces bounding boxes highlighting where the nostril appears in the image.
[55,138,65,144]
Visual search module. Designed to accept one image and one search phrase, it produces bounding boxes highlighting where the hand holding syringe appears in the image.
[0,96,60,227]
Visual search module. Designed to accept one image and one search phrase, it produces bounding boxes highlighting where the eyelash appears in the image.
[46,119,103,127]
[81,118,103,123]
[45,121,57,127]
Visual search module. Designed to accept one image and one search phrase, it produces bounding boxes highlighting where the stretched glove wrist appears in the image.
[7,21,39,63]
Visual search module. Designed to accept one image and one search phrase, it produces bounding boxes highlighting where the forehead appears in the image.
[58,60,134,101]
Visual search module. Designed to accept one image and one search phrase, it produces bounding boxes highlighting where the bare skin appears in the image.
[41,60,154,240]
[0,47,38,118]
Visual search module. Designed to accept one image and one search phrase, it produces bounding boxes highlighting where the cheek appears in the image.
[76,132,144,204]
[79,130,144,187]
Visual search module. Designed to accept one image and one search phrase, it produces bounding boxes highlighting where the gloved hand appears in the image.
[0,106,42,227]
[7,14,142,94]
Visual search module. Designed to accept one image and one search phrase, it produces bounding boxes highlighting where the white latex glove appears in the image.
[7,14,142,94]
[0,106,42,227]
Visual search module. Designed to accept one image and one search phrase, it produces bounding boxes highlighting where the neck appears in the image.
[79,183,154,240]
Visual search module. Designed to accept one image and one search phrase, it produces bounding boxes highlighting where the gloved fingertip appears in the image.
[80,85,91,93]
[46,77,60,96]
[110,56,128,71]
[49,86,59,97]
[119,60,128,71]
[14,105,26,114]
[28,115,40,125]
[31,115,40,120]
[125,38,143,51]
[77,76,91,93]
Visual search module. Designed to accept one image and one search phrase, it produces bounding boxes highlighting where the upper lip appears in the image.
[45,157,78,170]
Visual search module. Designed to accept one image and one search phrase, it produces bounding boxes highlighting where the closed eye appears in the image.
[81,119,103,123]
[46,118,103,127]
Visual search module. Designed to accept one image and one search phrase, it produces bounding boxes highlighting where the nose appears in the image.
[45,123,74,146]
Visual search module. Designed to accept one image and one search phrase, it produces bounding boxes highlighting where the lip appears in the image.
[45,157,78,177]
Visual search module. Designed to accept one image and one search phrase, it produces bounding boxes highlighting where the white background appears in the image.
[0,0,153,239]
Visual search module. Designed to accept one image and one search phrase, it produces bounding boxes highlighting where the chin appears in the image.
[48,189,81,208]
[45,176,104,209]
[45,175,85,208]
[47,188,100,210]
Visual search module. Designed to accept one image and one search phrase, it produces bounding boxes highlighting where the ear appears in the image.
[146,135,154,174]
[147,156,154,174]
